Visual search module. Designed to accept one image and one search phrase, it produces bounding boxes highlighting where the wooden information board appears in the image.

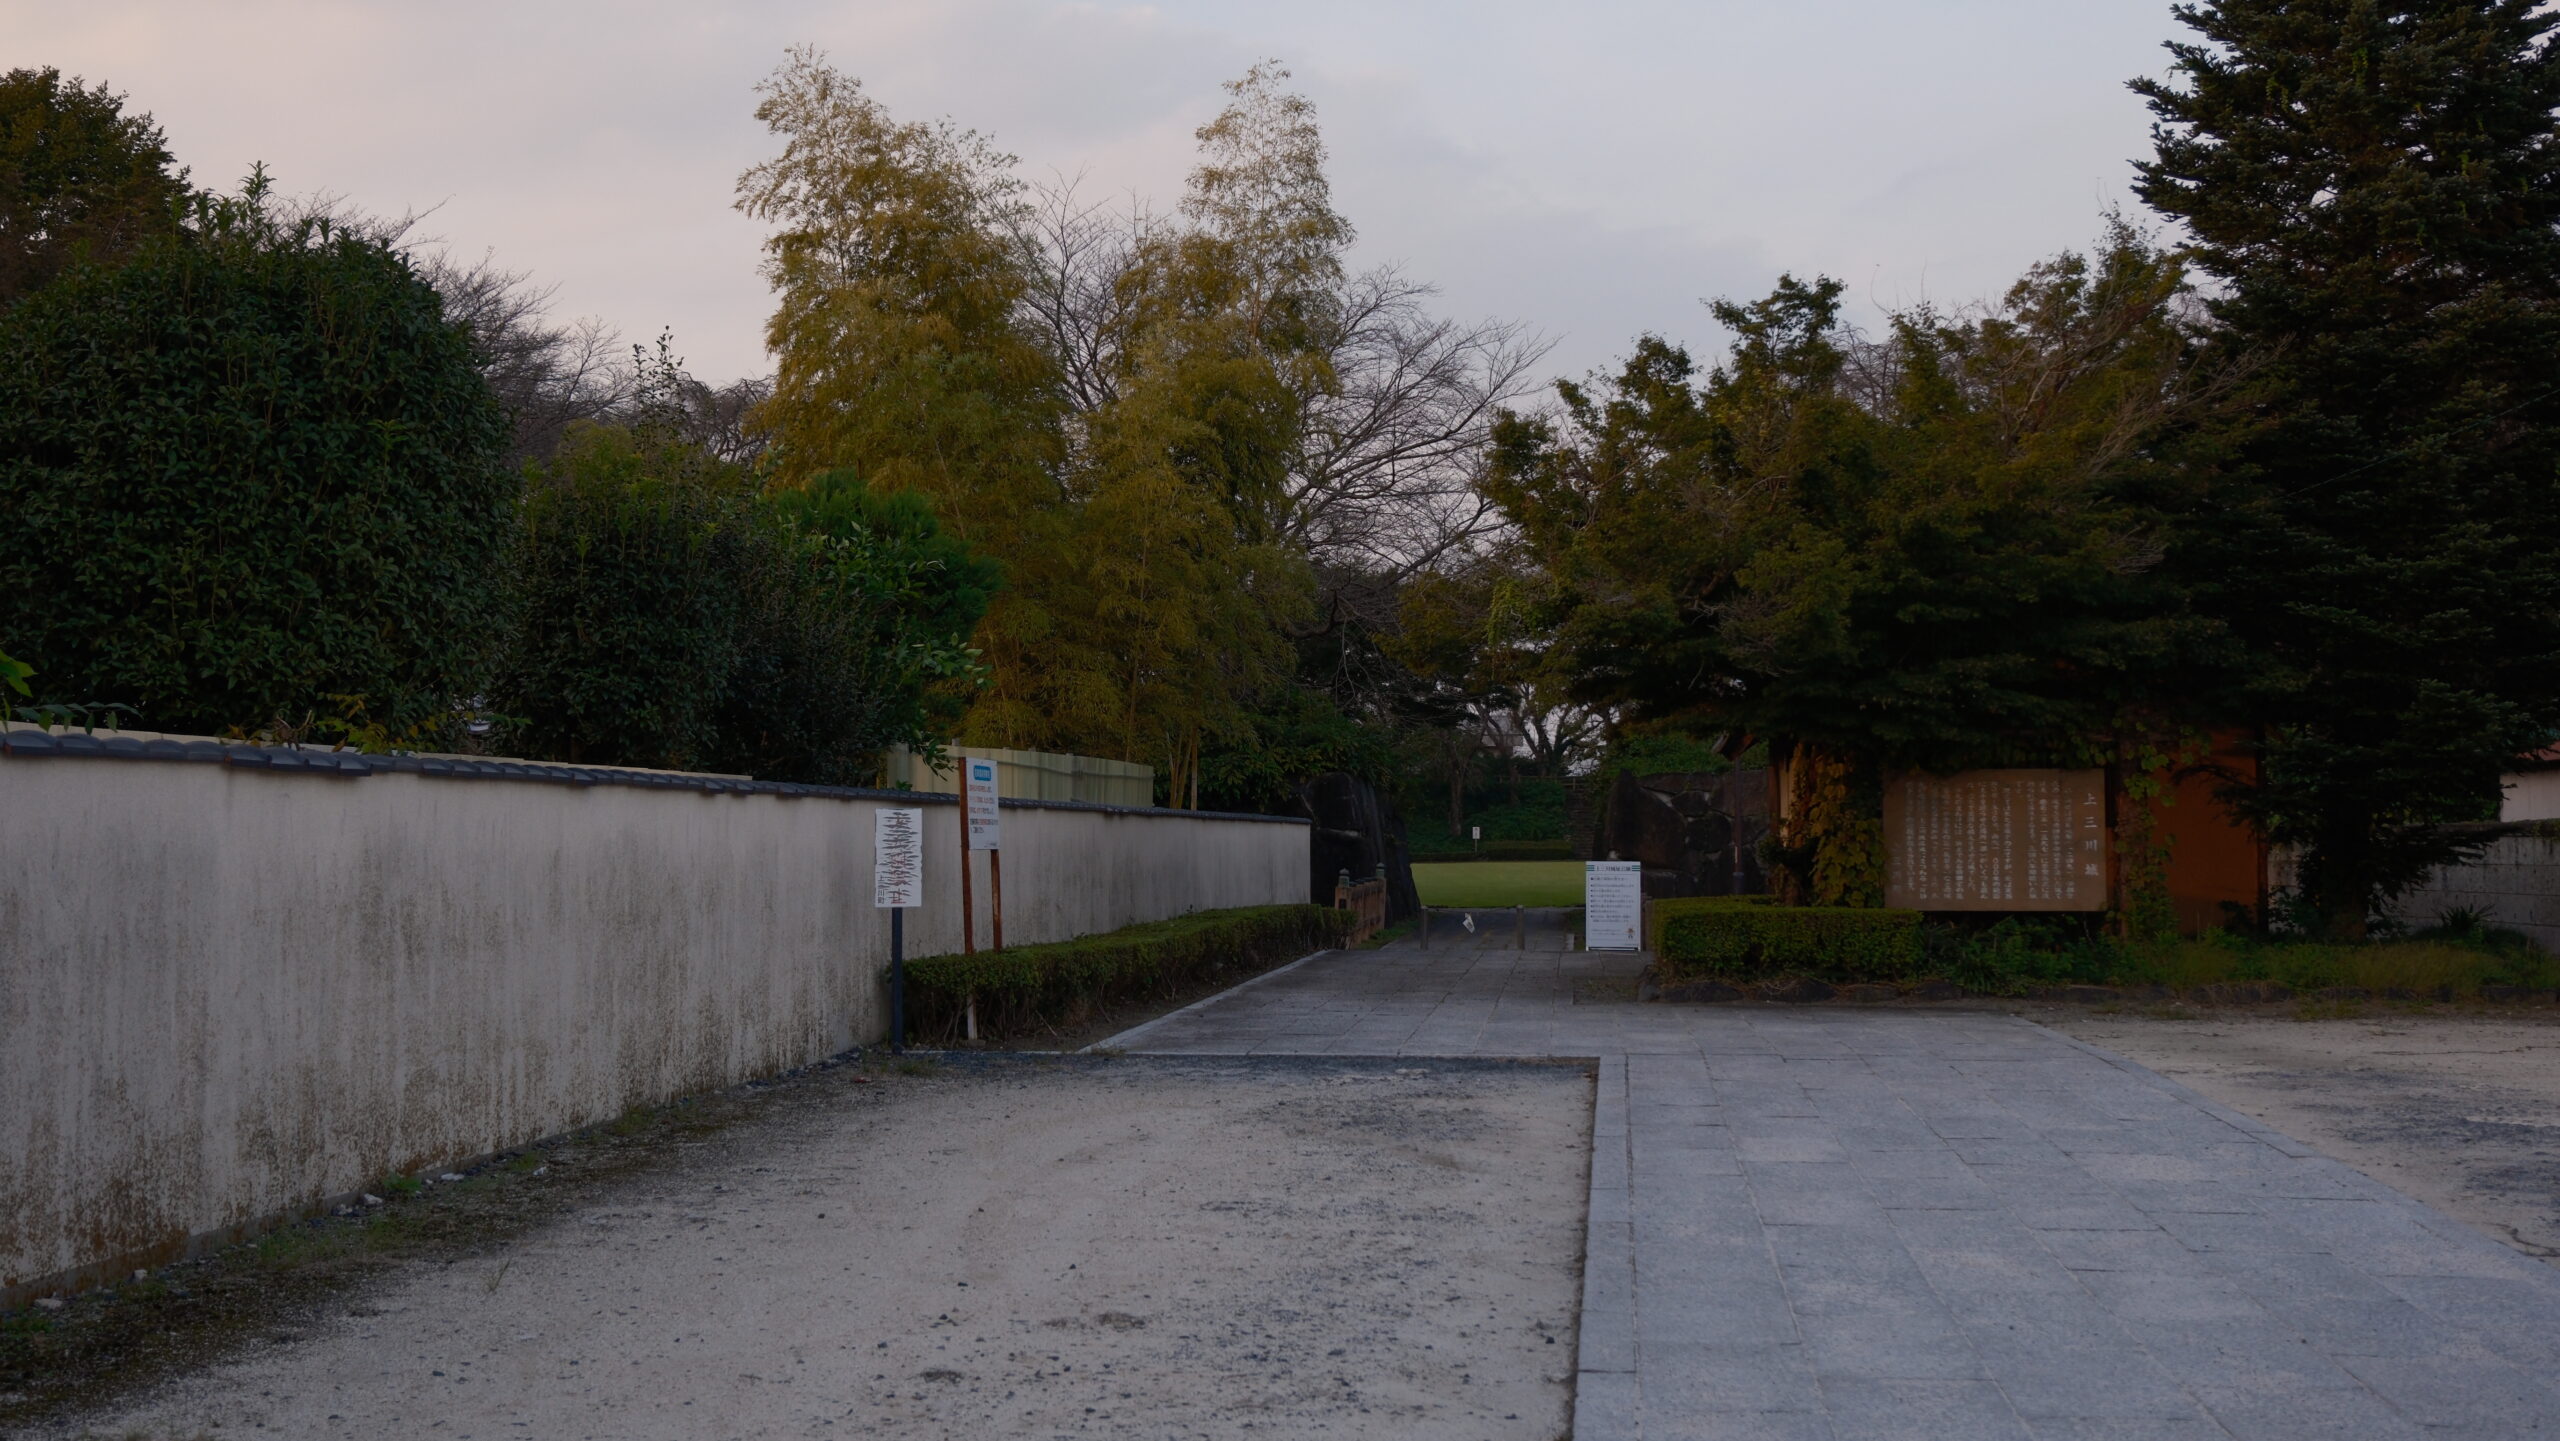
[1884,769,2107,911]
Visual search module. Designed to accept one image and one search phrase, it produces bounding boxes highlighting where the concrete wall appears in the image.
[0,744,1305,1305]
[2391,834,2560,952]
[2503,770,2560,824]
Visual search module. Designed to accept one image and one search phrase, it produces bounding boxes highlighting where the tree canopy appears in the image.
[1485,229,2219,776]
[0,66,189,305]
[736,52,1528,806]
[2134,0,2560,930]
[0,178,513,740]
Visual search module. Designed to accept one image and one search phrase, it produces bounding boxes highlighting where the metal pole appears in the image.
[1419,907,1429,949]
[890,907,906,1055]
[990,848,1004,952]
[1516,904,1525,950]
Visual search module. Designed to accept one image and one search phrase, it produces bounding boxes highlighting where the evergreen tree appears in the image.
[2134,0,2560,932]
[0,67,189,305]
[0,179,511,739]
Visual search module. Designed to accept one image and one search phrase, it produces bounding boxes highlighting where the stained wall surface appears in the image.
[2392,834,2560,951]
[0,750,1305,1303]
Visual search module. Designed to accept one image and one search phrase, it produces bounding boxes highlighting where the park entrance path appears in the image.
[1104,912,2560,1439]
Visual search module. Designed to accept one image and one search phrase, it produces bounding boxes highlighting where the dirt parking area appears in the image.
[2045,1006,2560,1263]
[34,1055,1590,1441]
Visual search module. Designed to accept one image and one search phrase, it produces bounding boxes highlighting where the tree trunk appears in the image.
[1448,735,1468,840]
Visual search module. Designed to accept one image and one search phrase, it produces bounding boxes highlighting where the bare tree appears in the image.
[1289,266,1547,577]
[1012,176,1547,582]
[268,193,636,466]
[621,329,772,469]
[411,248,630,466]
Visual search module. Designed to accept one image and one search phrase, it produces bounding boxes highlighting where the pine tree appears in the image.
[2134,0,2560,932]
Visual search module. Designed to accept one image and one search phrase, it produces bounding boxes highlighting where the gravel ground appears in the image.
[2044,1007,2560,1263]
[36,1055,1590,1441]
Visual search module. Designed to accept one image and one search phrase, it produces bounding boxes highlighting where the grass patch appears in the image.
[1412,860,1585,907]
[900,904,1349,1044]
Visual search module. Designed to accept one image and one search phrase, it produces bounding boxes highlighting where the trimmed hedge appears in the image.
[900,904,1352,1043]
[1411,840,1577,863]
[1652,898,1924,983]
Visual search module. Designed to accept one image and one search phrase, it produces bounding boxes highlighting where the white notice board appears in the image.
[964,757,1001,852]
[1585,861,1643,951]
[874,808,924,908]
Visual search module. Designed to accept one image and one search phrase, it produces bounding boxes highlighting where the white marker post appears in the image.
[1585,860,1643,951]
[966,757,1001,935]
[962,758,1002,1040]
[875,808,924,1052]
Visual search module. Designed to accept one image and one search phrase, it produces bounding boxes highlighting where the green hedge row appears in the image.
[1410,840,1578,862]
[1651,898,1924,983]
[899,904,1352,1043]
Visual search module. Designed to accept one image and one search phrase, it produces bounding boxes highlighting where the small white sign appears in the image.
[1471,825,1481,841]
[964,757,1001,852]
[1585,861,1643,951]
[874,808,924,908]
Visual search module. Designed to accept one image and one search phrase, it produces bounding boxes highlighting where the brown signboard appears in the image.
[1884,769,2108,911]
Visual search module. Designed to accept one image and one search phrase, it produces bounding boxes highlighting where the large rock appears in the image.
[1296,772,1420,921]
[1592,768,1771,898]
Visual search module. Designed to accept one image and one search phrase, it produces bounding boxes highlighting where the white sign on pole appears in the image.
[964,757,1001,852]
[874,808,924,908]
[1585,861,1643,951]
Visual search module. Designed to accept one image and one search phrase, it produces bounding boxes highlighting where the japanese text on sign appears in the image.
[1883,769,2107,911]
[874,808,924,908]
[1585,861,1643,950]
[964,757,1000,852]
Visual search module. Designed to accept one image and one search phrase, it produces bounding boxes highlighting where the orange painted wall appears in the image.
[2144,741,2264,935]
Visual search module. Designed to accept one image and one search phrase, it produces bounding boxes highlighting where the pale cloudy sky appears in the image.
[8,1,2183,387]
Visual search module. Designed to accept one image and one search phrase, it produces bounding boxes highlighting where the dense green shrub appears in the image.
[498,445,997,779]
[1412,840,1577,862]
[0,185,511,738]
[1916,914,2557,998]
[501,425,754,768]
[901,904,1350,1042]
[1651,898,1923,983]
[724,470,1001,783]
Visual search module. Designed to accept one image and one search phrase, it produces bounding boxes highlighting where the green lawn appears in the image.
[1411,860,1585,908]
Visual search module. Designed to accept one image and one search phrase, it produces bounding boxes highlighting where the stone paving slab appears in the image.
[1100,913,2560,1438]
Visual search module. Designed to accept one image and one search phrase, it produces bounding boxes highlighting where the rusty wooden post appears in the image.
[958,799,975,956]
[990,848,1004,952]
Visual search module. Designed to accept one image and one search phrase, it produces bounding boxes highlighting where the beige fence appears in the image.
[0,731,1303,1307]
[885,744,1155,808]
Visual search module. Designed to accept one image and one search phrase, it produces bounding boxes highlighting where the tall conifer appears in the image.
[2134,0,2560,931]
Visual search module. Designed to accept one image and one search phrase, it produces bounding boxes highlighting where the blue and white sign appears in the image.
[964,757,1001,851]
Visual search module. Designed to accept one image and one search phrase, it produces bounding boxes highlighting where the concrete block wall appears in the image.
[2391,834,2560,951]
[0,740,1306,1305]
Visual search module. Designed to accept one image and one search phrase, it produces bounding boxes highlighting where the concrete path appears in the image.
[1103,912,2560,1439]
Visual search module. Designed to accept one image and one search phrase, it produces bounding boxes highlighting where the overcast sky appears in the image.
[10,1,2185,387]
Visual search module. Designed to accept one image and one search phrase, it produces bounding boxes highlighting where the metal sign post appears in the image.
[874,807,924,1053]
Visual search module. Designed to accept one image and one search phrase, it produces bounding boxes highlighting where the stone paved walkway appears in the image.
[1103,911,2560,1439]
